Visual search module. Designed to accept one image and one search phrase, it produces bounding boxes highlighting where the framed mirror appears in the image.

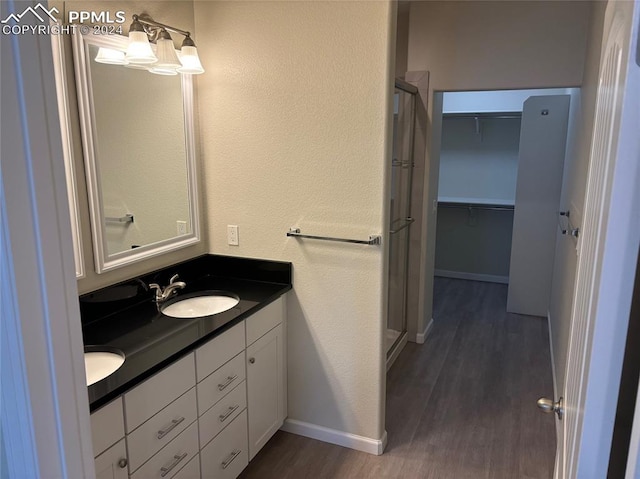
[72,31,200,273]
[51,32,85,278]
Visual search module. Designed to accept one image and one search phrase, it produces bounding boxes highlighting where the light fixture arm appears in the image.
[133,14,192,41]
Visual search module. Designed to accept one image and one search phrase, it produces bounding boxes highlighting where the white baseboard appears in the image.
[281,419,387,455]
[434,269,509,284]
[386,331,408,371]
[415,318,434,344]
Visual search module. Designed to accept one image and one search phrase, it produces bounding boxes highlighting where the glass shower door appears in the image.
[387,84,416,359]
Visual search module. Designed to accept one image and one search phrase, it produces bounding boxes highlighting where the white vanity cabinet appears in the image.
[90,296,286,479]
[196,321,249,477]
[124,354,199,479]
[91,397,127,479]
[245,299,287,460]
[196,297,286,476]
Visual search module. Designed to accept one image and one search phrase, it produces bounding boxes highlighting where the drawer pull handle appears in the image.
[217,375,238,391]
[221,449,242,470]
[157,416,186,440]
[218,405,240,423]
[249,357,255,364]
[117,458,128,469]
[160,452,188,477]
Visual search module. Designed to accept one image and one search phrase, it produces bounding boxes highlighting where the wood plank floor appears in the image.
[240,278,556,478]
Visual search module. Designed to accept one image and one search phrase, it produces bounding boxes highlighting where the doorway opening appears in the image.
[432,88,577,318]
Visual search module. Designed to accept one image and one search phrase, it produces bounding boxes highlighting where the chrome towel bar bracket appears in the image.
[287,228,382,246]
[105,214,134,224]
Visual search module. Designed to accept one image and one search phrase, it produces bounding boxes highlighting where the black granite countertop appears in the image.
[82,255,292,412]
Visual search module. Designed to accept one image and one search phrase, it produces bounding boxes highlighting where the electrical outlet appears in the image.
[177,220,187,235]
[227,225,239,246]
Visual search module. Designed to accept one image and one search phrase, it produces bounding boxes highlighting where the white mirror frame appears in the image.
[72,31,200,274]
[51,31,85,279]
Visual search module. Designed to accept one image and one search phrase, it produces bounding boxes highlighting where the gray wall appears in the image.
[439,117,521,204]
[435,207,513,279]
[435,115,521,280]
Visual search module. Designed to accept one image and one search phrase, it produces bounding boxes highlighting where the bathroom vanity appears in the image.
[83,255,291,479]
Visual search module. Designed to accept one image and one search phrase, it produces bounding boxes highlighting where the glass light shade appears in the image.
[125,31,157,64]
[149,37,181,75]
[177,46,204,74]
[94,47,127,65]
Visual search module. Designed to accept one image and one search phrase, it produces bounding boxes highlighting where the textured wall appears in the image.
[194,1,394,442]
[408,1,591,92]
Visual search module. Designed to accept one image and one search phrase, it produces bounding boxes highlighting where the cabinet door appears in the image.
[94,439,128,479]
[246,324,285,459]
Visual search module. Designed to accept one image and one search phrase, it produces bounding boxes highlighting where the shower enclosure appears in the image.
[387,79,416,366]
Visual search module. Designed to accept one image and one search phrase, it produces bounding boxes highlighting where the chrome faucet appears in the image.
[149,274,186,302]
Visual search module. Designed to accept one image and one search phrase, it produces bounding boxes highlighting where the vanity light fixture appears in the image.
[123,14,205,75]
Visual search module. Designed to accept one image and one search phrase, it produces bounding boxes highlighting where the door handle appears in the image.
[537,396,563,420]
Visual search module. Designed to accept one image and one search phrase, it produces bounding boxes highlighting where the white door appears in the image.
[507,95,571,316]
[560,1,640,477]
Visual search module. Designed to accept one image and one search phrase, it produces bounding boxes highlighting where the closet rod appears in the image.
[438,203,514,212]
[443,113,522,120]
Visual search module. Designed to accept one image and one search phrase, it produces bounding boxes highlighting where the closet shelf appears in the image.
[438,202,514,212]
[438,197,514,207]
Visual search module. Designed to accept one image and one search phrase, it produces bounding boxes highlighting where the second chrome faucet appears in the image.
[149,274,186,303]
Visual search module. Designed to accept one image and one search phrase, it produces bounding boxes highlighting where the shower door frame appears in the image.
[387,78,417,368]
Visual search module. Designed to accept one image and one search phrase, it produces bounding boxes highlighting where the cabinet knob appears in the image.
[118,458,128,469]
[249,357,255,364]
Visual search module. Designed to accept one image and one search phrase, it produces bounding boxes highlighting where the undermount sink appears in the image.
[160,291,240,319]
[84,346,125,386]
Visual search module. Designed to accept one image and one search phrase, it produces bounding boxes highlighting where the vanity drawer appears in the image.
[199,380,247,448]
[171,453,200,479]
[130,421,198,479]
[201,411,249,479]
[197,351,246,415]
[91,397,124,458]
[245,297,284,346]
[127,388,197,473]
[196,321,245,382]
[124,354,196,432]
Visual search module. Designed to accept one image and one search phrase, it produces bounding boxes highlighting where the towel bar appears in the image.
[287,228,381,246]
